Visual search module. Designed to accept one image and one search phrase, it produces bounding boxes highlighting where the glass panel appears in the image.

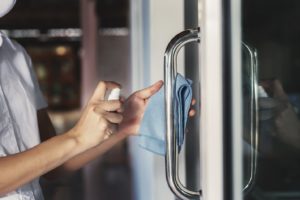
[242,0,300,199]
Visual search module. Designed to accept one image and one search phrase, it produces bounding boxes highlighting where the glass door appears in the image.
[163,0,243,199]
[242,0,300,200]
[162,0,300,200]
[200,0,300,199]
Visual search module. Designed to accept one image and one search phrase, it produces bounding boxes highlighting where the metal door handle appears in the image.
[164,29,259,200]
[242,43,259,194]
[164,28,201,200]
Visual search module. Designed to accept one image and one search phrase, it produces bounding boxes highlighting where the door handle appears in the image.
[164,28,260,199]
[164,28,201,200]
[164,29,259,199]
[242,43,259,194]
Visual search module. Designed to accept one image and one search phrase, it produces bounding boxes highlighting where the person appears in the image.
[0,1,196,199]
[259,79,300,152]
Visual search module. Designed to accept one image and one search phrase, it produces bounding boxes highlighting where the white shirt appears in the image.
[0,32,47,200]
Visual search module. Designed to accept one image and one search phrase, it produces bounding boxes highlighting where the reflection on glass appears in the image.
[243,0,300,199]
[242,43,258,194]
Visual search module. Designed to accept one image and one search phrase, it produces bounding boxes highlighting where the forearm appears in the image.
[61,131,128,172]
[0,132,82,195]
[38,108,128,179]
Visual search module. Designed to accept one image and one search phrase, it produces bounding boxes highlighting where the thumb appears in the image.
[135,80,163,99]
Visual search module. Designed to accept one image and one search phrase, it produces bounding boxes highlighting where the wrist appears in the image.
[115,129,131,140]
[65,128,87,154]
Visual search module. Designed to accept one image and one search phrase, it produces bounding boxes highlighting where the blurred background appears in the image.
[0,0,132,199]
[2,0,300,200]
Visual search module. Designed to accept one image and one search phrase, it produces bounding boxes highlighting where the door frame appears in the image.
[199,0,243,199]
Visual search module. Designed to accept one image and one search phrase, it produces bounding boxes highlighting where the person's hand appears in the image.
[118,81,197,136]
[259,79,300,150]
[118,81,163,136]
[69,81,123,149]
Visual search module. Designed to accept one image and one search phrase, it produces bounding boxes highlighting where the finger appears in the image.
[135,80,163,99]
[259,97,280,109]
[104,112,123,124]
[90,81,121,102]
[120,96,126,103]
[93,100,122,113]
[101,100,122,112]
[189,109,196,117]
[273,80,289,101]
[191,98,196,106]
[116,105,124,113]
[259,79,274,90]
[104,124,117,140]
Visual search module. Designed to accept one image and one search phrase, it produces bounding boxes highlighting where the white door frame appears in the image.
[199,0,243,199]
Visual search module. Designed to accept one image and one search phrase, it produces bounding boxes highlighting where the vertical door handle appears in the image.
[164,30,259,199]
[242,43,259,193]
[164,28,201,200]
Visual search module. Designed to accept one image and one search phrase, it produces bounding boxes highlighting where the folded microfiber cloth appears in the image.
[138,73,193,156]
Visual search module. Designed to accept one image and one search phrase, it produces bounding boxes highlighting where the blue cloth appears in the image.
[138,73,193,155]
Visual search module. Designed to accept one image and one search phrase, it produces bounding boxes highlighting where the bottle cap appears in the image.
[107,88,121,100]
